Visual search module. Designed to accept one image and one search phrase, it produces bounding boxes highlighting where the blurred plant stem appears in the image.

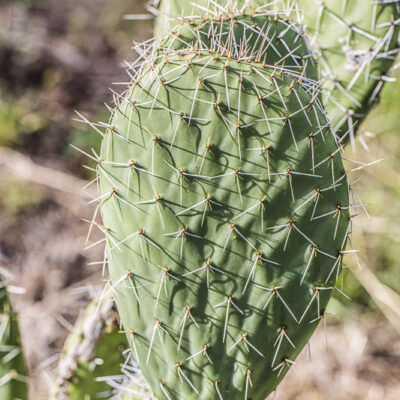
[0,146,94,198]
[353,262,400,335]
[0,146,96,217]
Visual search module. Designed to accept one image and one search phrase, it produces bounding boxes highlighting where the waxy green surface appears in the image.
[99,14,350,400]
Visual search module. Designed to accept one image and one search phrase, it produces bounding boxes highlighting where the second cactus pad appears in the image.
[158,0,400,147]
[51,295,128,400]
[99,13,350,400]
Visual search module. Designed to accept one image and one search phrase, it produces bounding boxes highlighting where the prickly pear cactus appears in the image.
[51,294,128,400]
[105,351,153,399]
[297,0,400,148]
[118,379,153,400]
[99,11,350,400]
[158,0,400,148]
[0,277,28,400]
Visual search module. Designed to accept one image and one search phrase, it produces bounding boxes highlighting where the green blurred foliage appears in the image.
[359,69,400,284]
[0,97,48,146]
[331,67,400,317]
[0,178,46,216]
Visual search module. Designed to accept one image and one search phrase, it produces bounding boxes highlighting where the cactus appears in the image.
[157,0,400,149]
[51,293,128,400]
[109,366,153,400]
[104,351,153,399]
[0,275,28,400]
[97,8,351,400]
[117,378,153,400]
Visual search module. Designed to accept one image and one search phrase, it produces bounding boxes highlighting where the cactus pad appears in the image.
[0,277,28,400]
[158,0,400,148]
[51,294,128,400]
[99,12,350,400]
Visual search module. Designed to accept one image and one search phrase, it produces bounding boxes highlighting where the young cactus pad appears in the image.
[158,0,400,148]
[0,277,28,400]
[98,12,350,400]
[51,294,128,400]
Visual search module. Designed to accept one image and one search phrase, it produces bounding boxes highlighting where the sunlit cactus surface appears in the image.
[98,9,351,400]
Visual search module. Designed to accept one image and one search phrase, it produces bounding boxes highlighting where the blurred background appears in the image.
[0,0,399,399]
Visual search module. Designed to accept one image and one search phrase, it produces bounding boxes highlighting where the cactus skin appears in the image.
[51,295,128,400]
[0,278,28,400]
[158,0,400,147]
[99,12,350,400]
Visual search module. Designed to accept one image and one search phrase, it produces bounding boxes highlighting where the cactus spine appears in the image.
[98,8,350,400]
[105,350,153,399]
[0,276,28,400]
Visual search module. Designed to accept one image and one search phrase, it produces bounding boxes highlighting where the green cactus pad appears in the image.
[297,0,400,148]
[99,13,350,400]
[0,277,28,400]
[158,0,400,148]
[51,294,128,400]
